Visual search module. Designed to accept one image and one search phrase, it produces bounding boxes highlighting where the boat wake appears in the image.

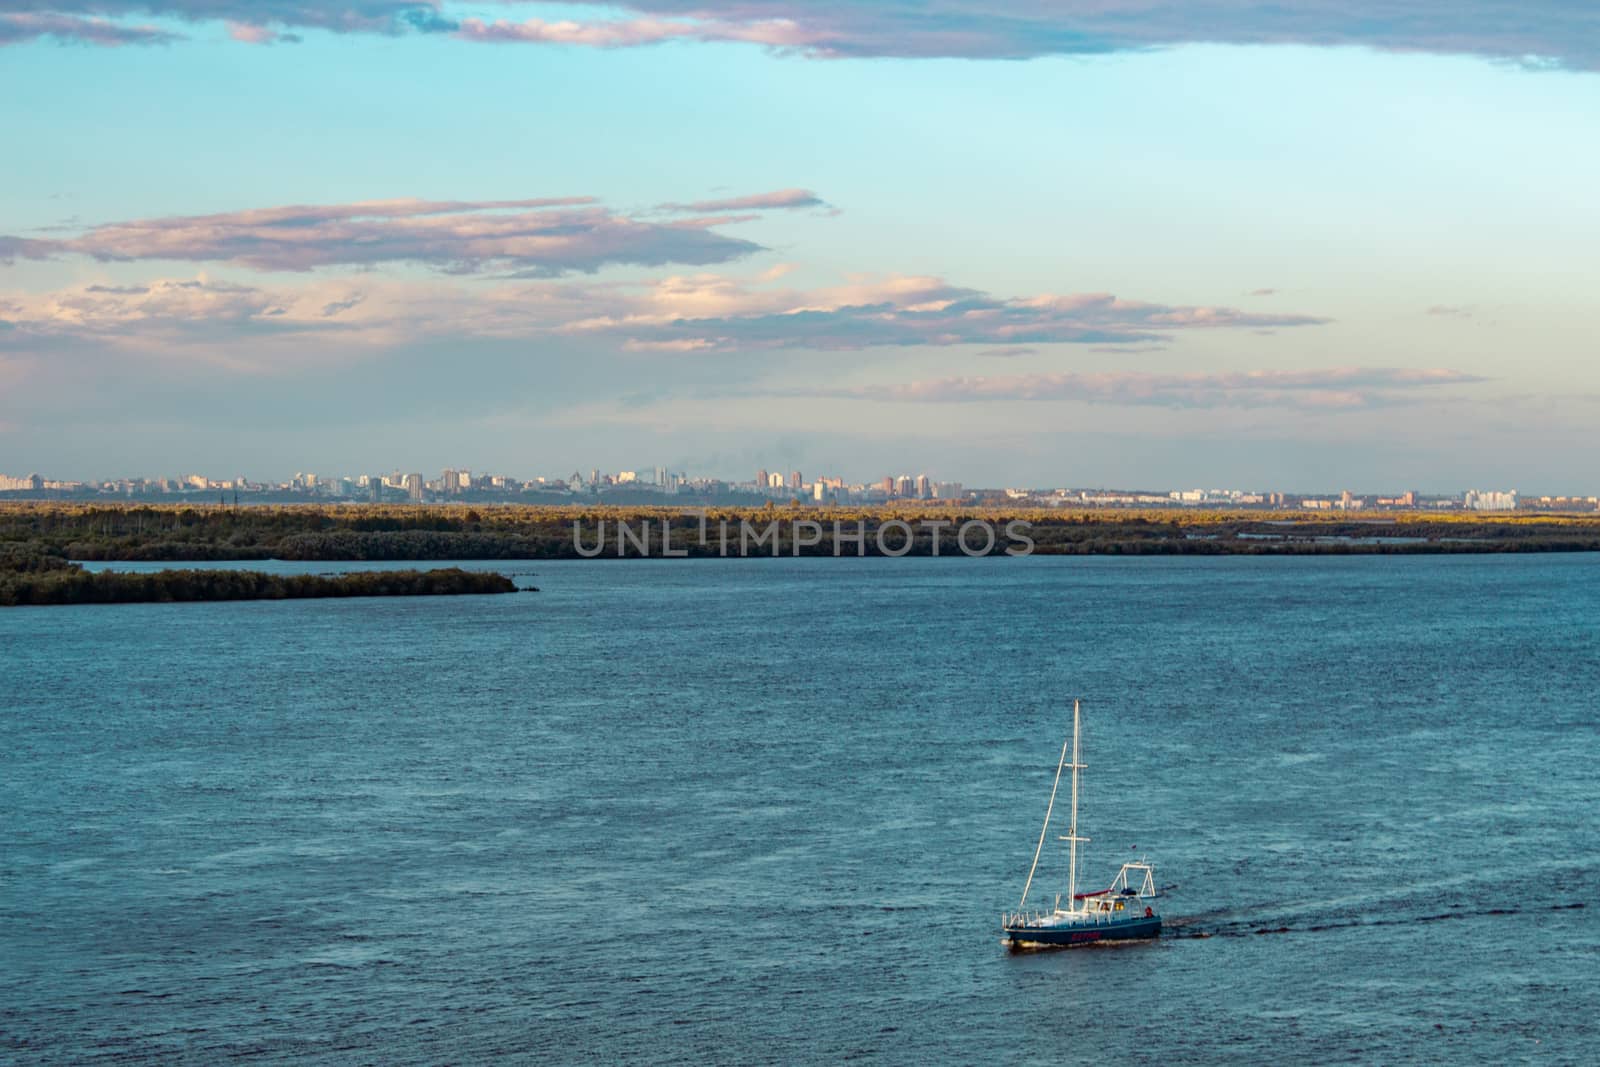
[1167,901,1584,939]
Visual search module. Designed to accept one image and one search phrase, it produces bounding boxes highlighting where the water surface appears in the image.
[3,555,1597,1063]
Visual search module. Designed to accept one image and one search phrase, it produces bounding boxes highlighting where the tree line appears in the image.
[0,547,517,607]
[5,501,1600,562]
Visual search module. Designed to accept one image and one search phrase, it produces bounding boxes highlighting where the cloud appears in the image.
[980,346,1036,358]
[567,2,1600,68]
[1,270,1331,362]
[598,278,1330,351]
[451,12,822,51]
[0,277,373,371]
[1250,288,1278,296]
[1426,304,1474,319]
[0,2,442,45]
[320,295,365,317]
[805,367,1487,410]
[658,189,826,213]
[3,3,1598,70]
[0,11,178,44]
[226,20,298,44]
[0,236,54,262]
[0,196,768,275]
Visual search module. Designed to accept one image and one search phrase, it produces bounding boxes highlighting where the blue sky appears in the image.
[2,3,1598,490]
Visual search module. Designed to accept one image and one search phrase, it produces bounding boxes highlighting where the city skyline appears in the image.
[6,444,1597,498]
[4,462,1581,514]
[4,4,1599,488]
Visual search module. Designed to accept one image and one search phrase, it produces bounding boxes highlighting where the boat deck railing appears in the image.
[1003,905,1157,930]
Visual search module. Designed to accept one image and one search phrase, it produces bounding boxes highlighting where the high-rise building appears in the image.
[0,473,44,492]
[789,471,802,489]
[757,468,769,490]
[915,474,930,499]
[768,472,785,489]
[1465,489,1517,511]
[895,475,914,498]
[405,473,424,502]
[879,476,894,495]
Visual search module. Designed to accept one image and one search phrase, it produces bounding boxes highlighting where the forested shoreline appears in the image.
[5,501,1600,562]
[0,546,518,606]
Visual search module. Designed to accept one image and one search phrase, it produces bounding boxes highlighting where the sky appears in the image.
[2,2,1598,491]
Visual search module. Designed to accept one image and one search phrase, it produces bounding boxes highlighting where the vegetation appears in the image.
[3,501,1600,563]
[0,545,517,607]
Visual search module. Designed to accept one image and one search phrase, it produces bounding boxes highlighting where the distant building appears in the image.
[789,470,802,490]
[0,473,44,492]
[757,468,769,490]
[914,474,930,499]
[1465,489,1517,511]
[405,473,424,502]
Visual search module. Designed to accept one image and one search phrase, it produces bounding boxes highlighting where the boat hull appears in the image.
[1003,915,1161,947]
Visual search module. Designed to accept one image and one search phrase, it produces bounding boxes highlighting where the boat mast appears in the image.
[1061,698,1090,912]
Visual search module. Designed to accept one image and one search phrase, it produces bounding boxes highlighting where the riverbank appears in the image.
[5,501,1600,559]
[0,554,518,607]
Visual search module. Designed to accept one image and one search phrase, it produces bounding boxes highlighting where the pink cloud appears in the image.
[3,3,1599,70]
[226,21,295,44]
[452,13,821,51]
[0,196,771,275]
[556,2,1600,67]
[0,11,178,45]
[1,270,1333,361]
[0,2,442,45]
[658,189,826,213]
[607,281,1330,351]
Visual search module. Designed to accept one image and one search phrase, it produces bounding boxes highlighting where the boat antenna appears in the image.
[1018,714,1072,911]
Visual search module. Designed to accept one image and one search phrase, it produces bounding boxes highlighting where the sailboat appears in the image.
[1002,699,1161,947]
